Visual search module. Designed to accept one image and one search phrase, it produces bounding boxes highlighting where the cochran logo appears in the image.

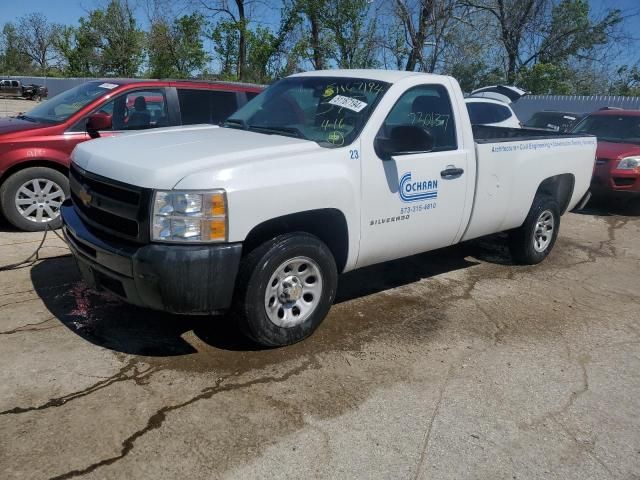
[77,186,92,207]
[399,172,438,202]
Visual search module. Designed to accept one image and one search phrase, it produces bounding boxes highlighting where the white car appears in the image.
[63,69,596,346]
[465,97,521,128]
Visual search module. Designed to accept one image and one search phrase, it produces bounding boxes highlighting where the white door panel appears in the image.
[356,82,471,268]
[357,149,469,267]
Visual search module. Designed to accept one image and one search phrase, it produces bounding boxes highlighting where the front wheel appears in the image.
[508,195,560,265]
[0,167,69,231]
[232,233,338,347]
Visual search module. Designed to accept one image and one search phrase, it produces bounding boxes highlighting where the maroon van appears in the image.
[0,79,262,231]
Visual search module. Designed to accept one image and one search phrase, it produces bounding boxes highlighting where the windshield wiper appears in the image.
[223,118,247,129]
[247,125,304,139]
[15,114,37,122]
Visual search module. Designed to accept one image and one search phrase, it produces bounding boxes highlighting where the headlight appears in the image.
[152,190,227,243]
[617,156,640,170]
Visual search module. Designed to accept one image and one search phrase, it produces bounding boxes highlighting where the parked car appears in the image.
[0,79,48,100]
[465,97,521,128]
[62,69,596,346]
[523,111,583,133]
[571,109,640,201]
[0,79,262,231]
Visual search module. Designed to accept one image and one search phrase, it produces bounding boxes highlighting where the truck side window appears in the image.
[382,85,457,151]
[178,89,238,125]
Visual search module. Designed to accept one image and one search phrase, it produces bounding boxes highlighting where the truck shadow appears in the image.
[29,236,510,357]
[575,197,640,217]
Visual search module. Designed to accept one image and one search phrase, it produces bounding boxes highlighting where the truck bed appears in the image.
[461,125,597,243]
[472,124,591,143]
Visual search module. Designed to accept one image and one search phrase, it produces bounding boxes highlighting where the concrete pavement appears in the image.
[0,203,639,479]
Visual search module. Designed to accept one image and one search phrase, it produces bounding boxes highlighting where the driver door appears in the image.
[357,84,470,267]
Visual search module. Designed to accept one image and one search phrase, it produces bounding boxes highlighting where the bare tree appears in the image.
[15,13,61,73]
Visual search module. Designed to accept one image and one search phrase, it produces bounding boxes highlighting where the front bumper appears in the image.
[61,202,242,314]
[591,167,640,197]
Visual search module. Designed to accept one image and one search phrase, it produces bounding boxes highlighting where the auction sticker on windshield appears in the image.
[98,83,119,90]
[328,95,368,112]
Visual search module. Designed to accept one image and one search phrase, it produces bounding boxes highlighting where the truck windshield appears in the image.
[224,76,390,147]
[23,82,119,124]
[572,114,640,145]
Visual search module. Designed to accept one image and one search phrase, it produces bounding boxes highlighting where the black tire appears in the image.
[232,233,338,347]
[508,195,560,265]
[0,167,69,232]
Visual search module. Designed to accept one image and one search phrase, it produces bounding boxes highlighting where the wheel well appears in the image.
[243,209,349,273]
[535,174,575,214]
[0,160,68,187]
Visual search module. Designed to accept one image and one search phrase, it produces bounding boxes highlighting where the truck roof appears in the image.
[292,69,450,83]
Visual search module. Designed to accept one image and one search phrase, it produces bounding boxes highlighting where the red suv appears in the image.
[0,80,262,231]
[572,109,640,202]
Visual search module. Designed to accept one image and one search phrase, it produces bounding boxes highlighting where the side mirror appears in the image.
[86,113,112,139]
[375,125,435,159]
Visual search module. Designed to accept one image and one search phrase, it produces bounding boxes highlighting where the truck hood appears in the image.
[72,125,323,190]
[0,116,47,135]
[596,140,640,160]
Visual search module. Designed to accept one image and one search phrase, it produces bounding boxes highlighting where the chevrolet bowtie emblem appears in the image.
[77,187,92,207]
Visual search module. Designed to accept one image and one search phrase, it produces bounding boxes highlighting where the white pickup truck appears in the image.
[61,69,596,346]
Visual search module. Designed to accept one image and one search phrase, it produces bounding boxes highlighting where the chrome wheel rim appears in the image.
[533,209,554,252]
[15,178,65,223]
[264,256,323,328]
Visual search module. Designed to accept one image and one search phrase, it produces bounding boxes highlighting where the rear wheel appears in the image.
[0,167,69,231]
[232,233,338,347]
[508,195,560,265]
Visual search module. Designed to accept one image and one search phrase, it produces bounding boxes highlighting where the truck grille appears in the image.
[69,164,151,243]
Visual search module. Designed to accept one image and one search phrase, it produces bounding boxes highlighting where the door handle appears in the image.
[440,167,464,179]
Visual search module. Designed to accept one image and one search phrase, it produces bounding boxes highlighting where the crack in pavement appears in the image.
[549,415,615,478]
[0,297,42,309]
[0,359,156,416]
[0,316,58,336]
[47,355,321,480]
[412,362,455,480]
[0,282,75,299]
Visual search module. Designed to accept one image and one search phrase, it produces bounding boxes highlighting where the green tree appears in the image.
[78,0,144,77]
[323,0,379,69]
[463,0,622,84]
[449,61,503,92]
[0,23,33,75]
[148,14,207,78]
[529,0,622,66]
[209,19,240,80]
[517,62,572,94]
[201,0,250,80]
[54,24,102,77]
[611,65,640,96]
[291,0,330,70]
